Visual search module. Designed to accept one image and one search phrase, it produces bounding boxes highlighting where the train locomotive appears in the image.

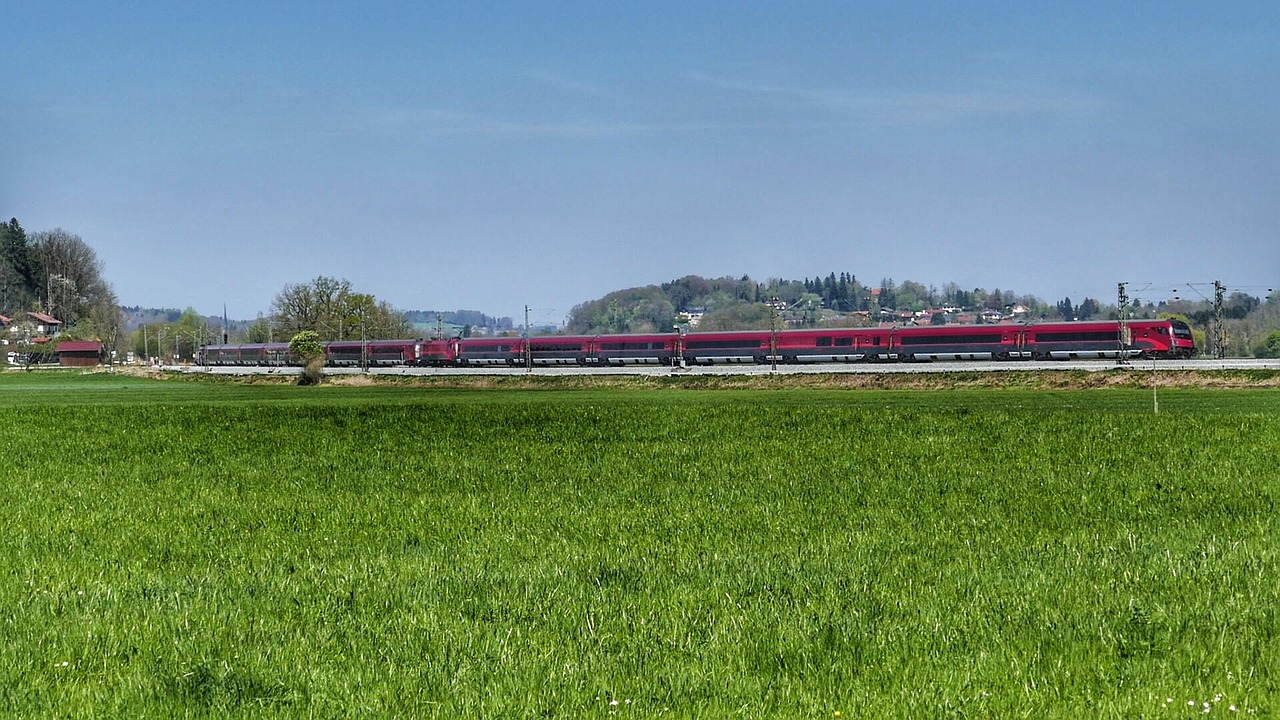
[196,318,1196,368]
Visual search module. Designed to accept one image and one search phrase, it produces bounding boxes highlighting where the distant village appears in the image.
[1,311,104,367]
[686,296,1034,329]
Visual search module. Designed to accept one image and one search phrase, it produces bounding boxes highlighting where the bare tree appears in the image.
[30,228,113,327]
[270,276,411,340]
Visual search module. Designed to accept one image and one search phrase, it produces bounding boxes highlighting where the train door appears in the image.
[1008,328,1028,359]
[858,334,884,360]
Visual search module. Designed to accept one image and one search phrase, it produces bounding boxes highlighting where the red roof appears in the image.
[58,341,102,352]
[27,312,61,325]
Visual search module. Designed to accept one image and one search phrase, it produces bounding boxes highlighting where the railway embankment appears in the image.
[115,364,1280,391]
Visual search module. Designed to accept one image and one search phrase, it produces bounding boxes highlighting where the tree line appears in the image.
[1,218,124,356]
[125,277,417,362]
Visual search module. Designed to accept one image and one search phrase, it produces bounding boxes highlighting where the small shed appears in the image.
[58,341,103,367]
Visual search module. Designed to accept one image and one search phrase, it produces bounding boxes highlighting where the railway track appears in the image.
[178,357,1280,377]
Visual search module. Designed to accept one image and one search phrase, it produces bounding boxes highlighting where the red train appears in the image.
[197,318,1196,367]
[197,339,446,367]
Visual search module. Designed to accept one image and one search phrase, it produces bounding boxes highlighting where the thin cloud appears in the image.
[687,73,1103,126]
[518,67,632,106]
[355,106,773,140]
[360,107,654,139]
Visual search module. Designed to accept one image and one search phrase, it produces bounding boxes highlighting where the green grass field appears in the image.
[2,370,1278,717]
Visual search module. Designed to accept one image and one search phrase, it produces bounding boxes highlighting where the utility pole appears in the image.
[769,297,780,371]
[360,310,367,373]
[1214,280,1226,359]
[1117,282,1130,363]
[524,305,532,372]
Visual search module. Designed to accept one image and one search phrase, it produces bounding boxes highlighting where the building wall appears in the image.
[60,353,100,367]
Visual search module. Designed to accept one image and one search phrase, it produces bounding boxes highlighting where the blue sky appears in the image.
[4,1,1277,323]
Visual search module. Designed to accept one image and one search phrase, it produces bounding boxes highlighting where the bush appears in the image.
[289,331,325,385]
[1254,330,1280,358]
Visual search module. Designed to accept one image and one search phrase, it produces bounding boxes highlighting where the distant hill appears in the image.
[563,273,1057,335]
[121,306,230,333]
[404,310,514,335]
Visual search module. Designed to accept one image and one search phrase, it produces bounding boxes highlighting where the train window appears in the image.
[874,337,881,346]
[835,337,853,347]
[1035,331,1117,343]
[816,337,833,347]
[602,341,664,351]
[900,334,1002,346]
[686,339,765,349]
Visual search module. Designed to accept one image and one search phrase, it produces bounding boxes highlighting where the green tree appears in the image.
[628,296,676,333]
[1255,331,1280,359]
[877,278,897,309]
[130,323,166,363]
[697,301,773,331]
[245,317,272,343]
[171,308,208,362]
[897,280,929,312]
[660,275,711,311]
[289,330,325,385]
[1,218,42,312]
[8,318,31,368]
[566,286,675,334]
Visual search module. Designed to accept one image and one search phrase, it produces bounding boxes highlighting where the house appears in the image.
[677,309,706,327]
[23,311,62,337]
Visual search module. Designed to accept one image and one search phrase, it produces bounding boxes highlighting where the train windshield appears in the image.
[1170,320,1193,339]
